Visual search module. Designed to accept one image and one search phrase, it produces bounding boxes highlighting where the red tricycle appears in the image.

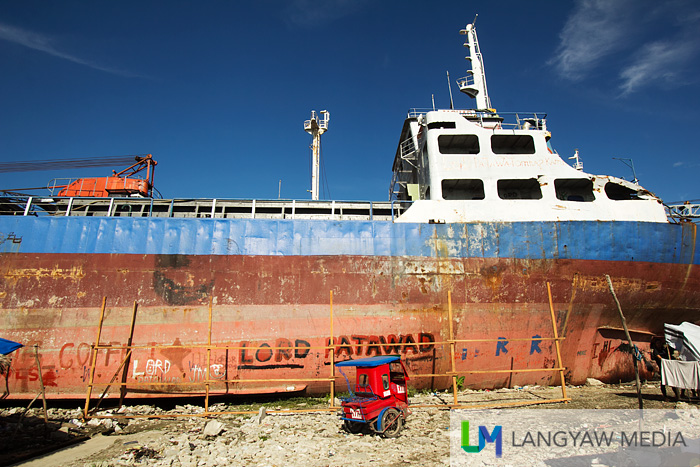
[335,355,410,438]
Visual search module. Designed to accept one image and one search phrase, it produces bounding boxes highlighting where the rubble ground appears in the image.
[1,381,698,467]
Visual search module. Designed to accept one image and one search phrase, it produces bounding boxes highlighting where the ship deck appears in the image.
[0,196,411,221]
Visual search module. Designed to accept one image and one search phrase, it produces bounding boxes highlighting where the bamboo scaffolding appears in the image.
[84,284,571,419]
[84,296,107,419]
[205,296,213,413]
[119,301,138,407]
[329,290,335,408]
[547,282,569,402]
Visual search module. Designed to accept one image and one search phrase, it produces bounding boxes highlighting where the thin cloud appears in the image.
[284,0,368,28]
[549,0,638,81]
[550,0,700,95]
[0,22,141,77]
[619,40,695,95]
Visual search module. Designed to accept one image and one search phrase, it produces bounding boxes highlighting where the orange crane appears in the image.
[54,154,157,198]
[0,154,158,198]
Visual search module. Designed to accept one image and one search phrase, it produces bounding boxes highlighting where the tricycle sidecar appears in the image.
[335,355,410,438]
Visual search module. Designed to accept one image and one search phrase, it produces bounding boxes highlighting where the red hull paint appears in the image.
[1,253,698,398]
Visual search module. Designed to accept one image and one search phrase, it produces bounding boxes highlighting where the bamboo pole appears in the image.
[448,291,458,405]
[119,301,139,407]
[93,349,133,414]
[205,296,213,414]
[329,290,335,408]
[32,345,48,423]
[547,283,568,401]
[89,376,335,388]
[84,296,107,418]
[606,275,643,409]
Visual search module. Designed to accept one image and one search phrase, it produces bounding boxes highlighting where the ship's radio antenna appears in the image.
[569,149,583,171]
[457,16,492,110]
[446,71,454,110]
[303,110,330,200]
[613,157,639,184]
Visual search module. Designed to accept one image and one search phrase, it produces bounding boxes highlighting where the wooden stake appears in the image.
[448,291,458,405]
[606,275,643,409]
[84,296,107,418]
[547,283,568,401]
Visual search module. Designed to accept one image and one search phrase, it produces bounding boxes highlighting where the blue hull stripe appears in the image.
[0,217,697,264]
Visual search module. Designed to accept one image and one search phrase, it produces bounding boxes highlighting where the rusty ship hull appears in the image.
[1,216,698,398]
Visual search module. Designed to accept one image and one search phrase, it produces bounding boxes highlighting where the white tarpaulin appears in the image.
[664,322,700,361]
[661,359,700,390]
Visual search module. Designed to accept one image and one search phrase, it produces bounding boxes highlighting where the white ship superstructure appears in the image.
[389,21,667,224]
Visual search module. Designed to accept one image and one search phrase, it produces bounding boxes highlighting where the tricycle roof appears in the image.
[335,355,401,368]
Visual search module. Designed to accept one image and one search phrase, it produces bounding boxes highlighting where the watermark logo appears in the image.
[461,420,502,458]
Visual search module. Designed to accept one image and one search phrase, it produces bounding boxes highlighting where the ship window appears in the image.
[497,179,542,199]
[491,135,535,154]
[438,134,480,154]
[555,179,595,202]
[605,182,641,200]
[442,179,485,200]
[428,121,456,130]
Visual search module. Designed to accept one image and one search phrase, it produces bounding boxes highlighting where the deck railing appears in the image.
[0,195,412,222]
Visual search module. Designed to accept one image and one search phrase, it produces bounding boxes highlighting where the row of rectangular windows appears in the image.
[437,134,535,155]
[440,178,640,201]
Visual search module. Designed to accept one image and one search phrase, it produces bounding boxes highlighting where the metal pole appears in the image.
[606,275,643,409]
[312,132,320,200]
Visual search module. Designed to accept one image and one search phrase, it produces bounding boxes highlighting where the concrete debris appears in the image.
[251,406,267,425]
[1,382,697,466]
[202,420,225,437]
[586,378,605,386]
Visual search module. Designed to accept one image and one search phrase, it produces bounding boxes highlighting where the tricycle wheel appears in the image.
[380,408,403,438]
[343,420,365,434]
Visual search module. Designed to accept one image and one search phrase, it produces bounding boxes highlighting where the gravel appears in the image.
[0,382,695,466]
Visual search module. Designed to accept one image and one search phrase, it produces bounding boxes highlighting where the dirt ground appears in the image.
[1,381,697,467]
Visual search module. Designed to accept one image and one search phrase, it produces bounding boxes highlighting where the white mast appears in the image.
[303,110,330,200]
[569,149,584,171]
[457,17,492,110]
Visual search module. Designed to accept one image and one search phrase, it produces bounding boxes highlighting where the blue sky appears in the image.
[1,0,699,203]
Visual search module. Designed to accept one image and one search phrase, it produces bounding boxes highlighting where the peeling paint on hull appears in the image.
[0,218,698,398]
[1,253,698,398]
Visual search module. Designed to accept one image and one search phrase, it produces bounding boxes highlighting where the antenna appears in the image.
[569,149,583,171]
[446,71,454,110]
[457,17,493,110]
[303,110,330,200]
[612,157,639,184]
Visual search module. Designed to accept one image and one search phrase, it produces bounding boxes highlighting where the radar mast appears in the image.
[303,110,329,200]
[457,16,493,110]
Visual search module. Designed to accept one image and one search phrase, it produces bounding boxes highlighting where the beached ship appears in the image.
[1,21,698,399]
